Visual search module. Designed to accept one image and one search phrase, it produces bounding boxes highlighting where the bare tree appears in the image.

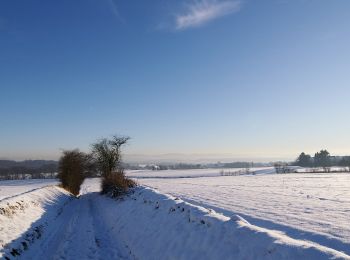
[274,162,288,174]
[91,135,135,196]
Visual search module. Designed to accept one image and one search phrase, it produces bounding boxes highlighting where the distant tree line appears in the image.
[294,150,350,172]
[0,160,58,180]
[124,161,267,171]
[220,162,256,168]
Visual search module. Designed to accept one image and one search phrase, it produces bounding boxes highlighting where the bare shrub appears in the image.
[101,170,137,197]
[58,150,92,196]
[92,135,136,196]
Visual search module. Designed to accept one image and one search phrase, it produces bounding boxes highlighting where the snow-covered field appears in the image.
[0,179,58,200]
[137,170,350,255]
[1,170,350,259]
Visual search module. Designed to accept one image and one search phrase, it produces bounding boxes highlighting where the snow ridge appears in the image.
[113,187,350,259]
[0,186,74,259]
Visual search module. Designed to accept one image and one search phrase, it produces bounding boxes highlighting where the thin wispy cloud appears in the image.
[175,0,241,30]
[106,0,125,23]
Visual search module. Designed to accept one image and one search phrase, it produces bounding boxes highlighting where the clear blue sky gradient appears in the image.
[1,0,350,161]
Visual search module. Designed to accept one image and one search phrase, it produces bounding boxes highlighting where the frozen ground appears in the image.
[1,174,349,259]
[0,179,58,200]
[138,171,350,255]
[0,179,132,259]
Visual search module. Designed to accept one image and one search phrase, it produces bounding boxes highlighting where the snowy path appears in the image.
[28,195,99,259]
[19,187,132,260]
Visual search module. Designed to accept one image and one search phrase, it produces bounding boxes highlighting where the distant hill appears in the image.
[0,160,58,169]
[0,160,58,180]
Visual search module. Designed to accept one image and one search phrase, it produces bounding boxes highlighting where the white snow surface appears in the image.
[0,179,58,200]
[137,171,350,255]
[0,185,73,258]
[0,176,349,259]
[114,187,349,260]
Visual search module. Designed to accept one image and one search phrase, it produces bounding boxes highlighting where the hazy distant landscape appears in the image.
[1,151,350,258]
[2,0,350,259]
[1,168,350,259]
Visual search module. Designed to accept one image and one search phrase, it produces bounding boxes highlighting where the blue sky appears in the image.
[1,0,350,161]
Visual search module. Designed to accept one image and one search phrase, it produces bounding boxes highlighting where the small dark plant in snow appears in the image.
[58,150,93,195]
[101,169,136,197]
[92,135,136,197]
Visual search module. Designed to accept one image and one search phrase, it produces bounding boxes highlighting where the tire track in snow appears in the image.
[51,196,99,260]
[88,194,132,260]
[20,193,132,260]
[21,198,81,259]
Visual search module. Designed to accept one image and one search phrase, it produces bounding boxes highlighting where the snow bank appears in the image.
[0,179,58,200]
[105,187,349,260]
[0,185,73,258]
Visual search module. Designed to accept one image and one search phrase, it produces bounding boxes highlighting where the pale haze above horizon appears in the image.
[1,0,350,162]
